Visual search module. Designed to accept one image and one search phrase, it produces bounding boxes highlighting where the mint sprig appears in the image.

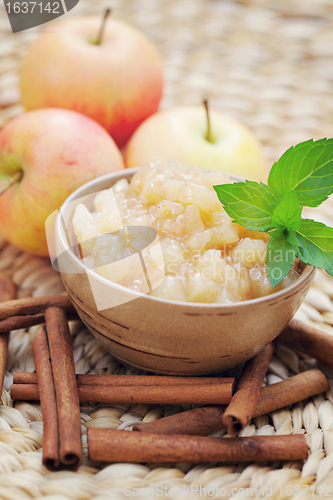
[213,138,333,286]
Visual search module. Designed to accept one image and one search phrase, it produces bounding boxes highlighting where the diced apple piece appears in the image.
[276,268,300,291]
[130,165,153,194]
[143,244,165,291]
[284,268,299,286]
[186,183,221,213]
[185,224,238,252]
[164,180,221,214]
[157,216,184,237]
[99,206,123,234]
[94,188,124,234]
[113,178,129,192]
[164,179,186,203]
[225,263,253,301]
[233,238,267,267]
[198,249,227,284]
[130,163,166,195]
[92,233,128,268]
[209,209,233,227]
[186,274,220,303]
[160,238,184,273]
[200,171,232,190]
[209,225,239,246]
[151,275,186,302]
[94,189,113,212]
[72,203,100,251]
[96,253,145,286]
[249,267,274,297]
[73,203,93,232]
[216,286,236,303]
[149,241,164,269]
[155,200,183,218]
[140,178,166,204]
[168,160,191,176]
[250,265,297,297]
[184,229,212,252]
[235,224,270,243]
[124,214,155,228]
[130,236,149,253]
[184,205,205,234]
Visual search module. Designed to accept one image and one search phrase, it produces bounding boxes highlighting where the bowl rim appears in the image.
[56,167,315,309]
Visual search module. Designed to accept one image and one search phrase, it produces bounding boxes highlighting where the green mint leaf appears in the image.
[271,191,302,230]
[268,228,286,239]
[295,219,333,274]
[285,230,301,248]
[213,181,282,231]
[268,138,333,207]
[266,236,298,287]
[268,228,301,253]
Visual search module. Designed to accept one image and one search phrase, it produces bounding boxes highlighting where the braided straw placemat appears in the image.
[1,0,333,498]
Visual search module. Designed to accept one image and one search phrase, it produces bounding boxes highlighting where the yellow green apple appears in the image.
[124,105,266,182]
[0,108,124,256]
[20,15,164,148]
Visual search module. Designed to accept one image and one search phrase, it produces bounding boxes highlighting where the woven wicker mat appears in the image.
[1,0,333,498]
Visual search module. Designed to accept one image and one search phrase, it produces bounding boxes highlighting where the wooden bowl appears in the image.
[55,168,315,375]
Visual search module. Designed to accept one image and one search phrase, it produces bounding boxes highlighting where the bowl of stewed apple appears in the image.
[53,161,314,375]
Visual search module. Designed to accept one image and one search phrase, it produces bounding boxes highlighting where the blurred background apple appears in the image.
[20,13,164,148]
[124,104,266,182]
[0,108,124,256]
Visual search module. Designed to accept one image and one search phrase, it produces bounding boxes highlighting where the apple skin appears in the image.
[0,108,124,256]
[124,106,266,182]
[20,16,163,148]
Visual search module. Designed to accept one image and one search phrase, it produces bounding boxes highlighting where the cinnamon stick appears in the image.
[222,344,273,436]
[134,369,328,435]
[32,329,59,471]
[276,319,333,368]
[13,372,233,387]
[88,429,308,463]
[135,405,226,436]
[252,368,328,414]
[0,278,17,396]
[45,307,82,470]
[11,382,233,404]
[0,294,75,321]
[0,309,79,335]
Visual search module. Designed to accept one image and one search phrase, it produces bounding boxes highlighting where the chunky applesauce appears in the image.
[72,162,299,303]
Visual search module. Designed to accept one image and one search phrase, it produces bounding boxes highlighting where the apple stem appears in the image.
[0,171,23,196]
[95,8,111,45]
[203,99,214,144]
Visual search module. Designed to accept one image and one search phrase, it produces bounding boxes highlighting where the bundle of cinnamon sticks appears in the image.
[0,283,332,468]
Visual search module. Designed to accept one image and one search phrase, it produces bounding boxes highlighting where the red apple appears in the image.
[124,105,266,182]
[0,108,124,256]
[20,15,164,148]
